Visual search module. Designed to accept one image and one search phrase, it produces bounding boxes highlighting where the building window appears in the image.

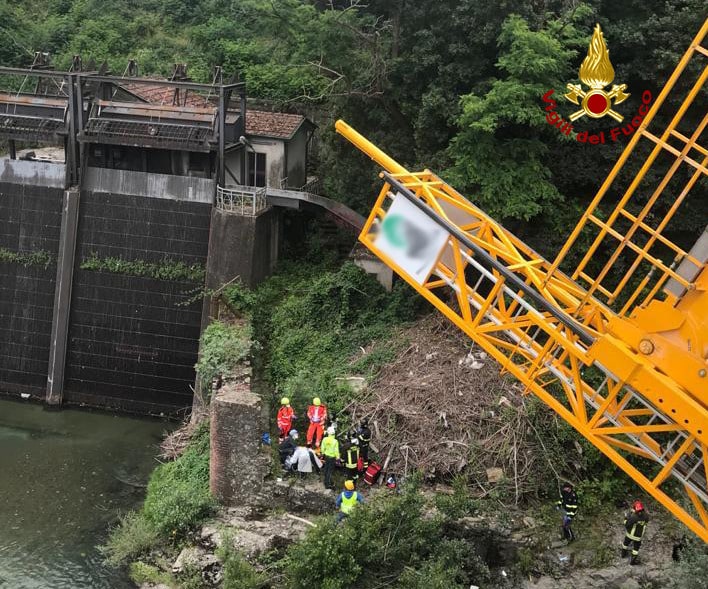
[247,151,267,187]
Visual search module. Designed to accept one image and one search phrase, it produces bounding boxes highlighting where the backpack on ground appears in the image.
[364,461,382,485]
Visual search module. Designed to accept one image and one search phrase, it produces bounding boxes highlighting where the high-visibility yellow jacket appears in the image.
[321,435,340,459]
[338,491,361,514]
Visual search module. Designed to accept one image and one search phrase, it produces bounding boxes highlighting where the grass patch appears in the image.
[142,421,216,538]
[218,536,267,589]
[128,561,175,587]
[195,320,254,390]
[102,511,160,567]
[103,422,215,567]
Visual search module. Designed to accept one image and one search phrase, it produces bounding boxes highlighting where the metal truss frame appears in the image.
[334,16,708,542]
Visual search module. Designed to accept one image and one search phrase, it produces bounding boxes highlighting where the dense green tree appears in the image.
[0,0,703,247]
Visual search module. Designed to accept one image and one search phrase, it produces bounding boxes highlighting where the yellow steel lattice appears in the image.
[550,20,708,317]
[335,17,708,543]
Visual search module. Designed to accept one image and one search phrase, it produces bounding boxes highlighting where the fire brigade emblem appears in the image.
[565,24,629,122]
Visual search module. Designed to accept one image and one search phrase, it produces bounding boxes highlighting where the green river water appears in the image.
[0,398,169,589]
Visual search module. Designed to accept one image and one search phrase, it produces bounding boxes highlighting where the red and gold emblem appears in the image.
[565,24,629,122]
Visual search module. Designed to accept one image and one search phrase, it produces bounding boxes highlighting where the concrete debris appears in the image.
[200,505,312,559]
[172,545,218,574]
[334,376,367,393]
[486,467,504,483]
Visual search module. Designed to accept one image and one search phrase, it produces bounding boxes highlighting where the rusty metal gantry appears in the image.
[0,65,246,189]
[336,18,708,541]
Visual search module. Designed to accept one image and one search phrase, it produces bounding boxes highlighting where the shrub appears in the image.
[218,538,266,589]
[128,561,174,586]
[252,261,425,415]
[284,475,486,589]
[221,281,257,315]
[142,422,216,537]
[195,320,254,389]
[101,511,160,566]
[435,475,480,519]
[666,541,708,589]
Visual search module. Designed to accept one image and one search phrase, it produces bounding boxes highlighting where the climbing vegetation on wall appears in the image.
[80,253,206,283]
[0,247,54,268]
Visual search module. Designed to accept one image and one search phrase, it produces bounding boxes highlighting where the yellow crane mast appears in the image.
[335,18,708,541]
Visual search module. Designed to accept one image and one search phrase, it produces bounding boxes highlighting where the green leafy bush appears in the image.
[195,320,254,388]
[142,422,215,537]
[102,511,160,567]
[435,475,480,519]
[128,561,174,586]
[222,281,257,315]
[284,475,489,589]
[218,538,266,589]
[252,261,424,415]
[666,542,708,589]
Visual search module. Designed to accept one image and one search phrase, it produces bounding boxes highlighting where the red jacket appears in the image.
[307,404,327,424]
[277,406,295,429]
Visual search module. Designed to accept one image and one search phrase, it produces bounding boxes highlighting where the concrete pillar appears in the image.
[210,382,269,505]
[46,188,80,405]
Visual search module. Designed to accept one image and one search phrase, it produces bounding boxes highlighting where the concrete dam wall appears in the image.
[0,163,64,396]
[64,176,212,414]
[0,161,278,416]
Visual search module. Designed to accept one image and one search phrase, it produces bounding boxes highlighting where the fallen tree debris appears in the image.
[350,314,573,500]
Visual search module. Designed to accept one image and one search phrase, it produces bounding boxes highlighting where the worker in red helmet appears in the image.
[621,500,650,565]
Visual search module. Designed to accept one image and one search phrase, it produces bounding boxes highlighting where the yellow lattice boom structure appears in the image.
[336,18,708,541]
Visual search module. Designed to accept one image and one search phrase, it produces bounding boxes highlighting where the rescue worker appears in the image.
[320,426,340,490]
[276,397,296,440]
[621,500,649,565]
[278,429,298,466]
[306,397,327,451]
[287,445,322,478]
[336,480,363,522]
[357,419,372,468]
[555,482,578,542]
[345,436,360,482]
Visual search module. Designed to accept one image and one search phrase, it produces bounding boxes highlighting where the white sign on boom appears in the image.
[374,193,449,285]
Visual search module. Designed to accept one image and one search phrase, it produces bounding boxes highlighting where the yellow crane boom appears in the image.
[335,17,708,541]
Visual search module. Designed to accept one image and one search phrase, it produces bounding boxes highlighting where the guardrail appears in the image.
[216,185,268,216]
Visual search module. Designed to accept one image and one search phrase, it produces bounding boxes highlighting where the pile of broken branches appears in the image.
[349,314,570,502]
[160,412,207,461]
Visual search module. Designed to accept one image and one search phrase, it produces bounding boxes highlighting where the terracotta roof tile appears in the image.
[245,110,306,140]
[120,83,308,139]
[122,82,213,108]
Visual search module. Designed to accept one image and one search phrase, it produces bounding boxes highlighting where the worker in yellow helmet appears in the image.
[277,397,296,441]
[336,480,363,522]
[306,397,327,451]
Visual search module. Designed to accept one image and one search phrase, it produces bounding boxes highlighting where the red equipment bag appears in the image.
[363,461,382,485]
